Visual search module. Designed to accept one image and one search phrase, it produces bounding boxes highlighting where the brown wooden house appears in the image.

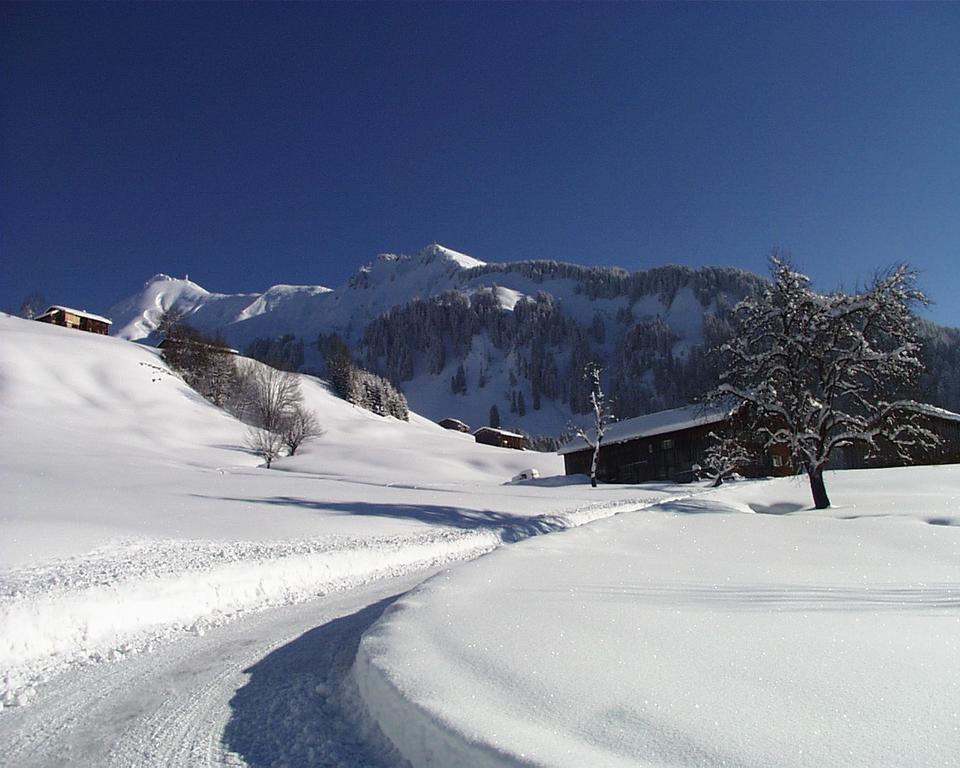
[439,418,472,433]
[35,306,112,335]
[829,404,960,469]
[560,402,960,485]
[559,404,788,484]
[474,427,525,450]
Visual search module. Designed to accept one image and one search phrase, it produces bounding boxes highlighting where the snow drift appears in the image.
[354,467,960,767]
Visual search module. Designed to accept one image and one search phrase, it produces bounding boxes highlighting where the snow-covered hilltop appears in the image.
[110,245,485,345]
[108,245,960,438]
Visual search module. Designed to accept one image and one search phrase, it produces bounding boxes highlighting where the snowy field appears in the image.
[355,466,960,767]
[0,314,687,710]
[3,312,958,767]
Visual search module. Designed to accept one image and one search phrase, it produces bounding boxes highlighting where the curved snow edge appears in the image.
[349,494,702,767]
[352,638,530,768]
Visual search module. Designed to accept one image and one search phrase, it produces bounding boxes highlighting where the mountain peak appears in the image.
[144,273,205,290]
[418,244,486,270]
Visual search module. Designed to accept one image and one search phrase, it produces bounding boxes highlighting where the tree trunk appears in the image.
[808,466,830,509]
[590,441,601,488]
[712,476,723,488]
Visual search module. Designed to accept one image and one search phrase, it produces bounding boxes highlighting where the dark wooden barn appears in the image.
[474,427,525,450]
[561,402,960,485]
[559,405,787,484]
[34,306,112,335]
[438,418,471,433]
[830,404,960,469]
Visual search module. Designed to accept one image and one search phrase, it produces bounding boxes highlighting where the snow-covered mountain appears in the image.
[110,244,960,437]
[110,245,485,345]
[109,245,769,437]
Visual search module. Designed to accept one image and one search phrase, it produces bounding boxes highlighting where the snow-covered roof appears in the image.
[558,404,728,455]
[38,306,113,325]
[475,426,525,439]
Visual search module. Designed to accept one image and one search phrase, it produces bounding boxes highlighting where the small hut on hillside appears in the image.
[438,418,471,433]
[35,306,112,335]
[474,427,524,450]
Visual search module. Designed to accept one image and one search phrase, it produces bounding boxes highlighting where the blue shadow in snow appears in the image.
[222,596,405,767]
[193,495,560,537]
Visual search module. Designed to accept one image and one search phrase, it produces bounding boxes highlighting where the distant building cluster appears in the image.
[439,418,526,450]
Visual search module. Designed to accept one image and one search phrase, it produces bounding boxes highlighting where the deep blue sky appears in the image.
[2,2,959,326]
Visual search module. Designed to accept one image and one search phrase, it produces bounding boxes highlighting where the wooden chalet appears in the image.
[560,402,960,485]
[474,426,525,450]
[830,404,960,469]
[35,306,112,335]
[438,418,471,433]
[559,404,787,484]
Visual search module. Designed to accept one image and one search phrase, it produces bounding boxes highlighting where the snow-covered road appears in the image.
[0,572,426,768]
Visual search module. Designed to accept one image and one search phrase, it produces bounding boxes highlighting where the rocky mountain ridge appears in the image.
[109,245,960,438]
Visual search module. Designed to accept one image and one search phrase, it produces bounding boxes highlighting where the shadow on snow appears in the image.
[222,595,406,767]
[193,494,563,537]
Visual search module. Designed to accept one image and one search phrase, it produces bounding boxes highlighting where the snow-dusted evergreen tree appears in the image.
[158,312,240,409]
[451,364,467,395]
[574,363,614,487]
[245,334,304,372]
[489,404,501,428]
[322,335,409,420]
[18,291,47,319]
[717,255,937,508]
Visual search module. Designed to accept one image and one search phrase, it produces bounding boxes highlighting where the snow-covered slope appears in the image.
[109,245,479,346]
[0,313,682,708]
[355,467,960,767]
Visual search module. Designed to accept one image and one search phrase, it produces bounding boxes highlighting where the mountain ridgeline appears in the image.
[360,265,751,421]
[110,245,960,439]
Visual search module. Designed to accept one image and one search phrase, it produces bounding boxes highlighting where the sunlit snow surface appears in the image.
[4,311,959,768]
[356,468,960,767]
[0,313,681,709]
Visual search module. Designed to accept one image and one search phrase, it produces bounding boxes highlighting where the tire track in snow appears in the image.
[0,574,426,768]
[0,491,705,767]
[1,492,692,708]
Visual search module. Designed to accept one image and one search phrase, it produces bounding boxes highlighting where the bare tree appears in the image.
[245,427,285,469]
[717,254,937,508]
[574,363,614,487]
[242,361,303,432]
[701,429,752,488]
[281,406,324,455]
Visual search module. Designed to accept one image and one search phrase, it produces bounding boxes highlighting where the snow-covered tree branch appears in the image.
[715,254,938,508]
[574,363,614,487]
